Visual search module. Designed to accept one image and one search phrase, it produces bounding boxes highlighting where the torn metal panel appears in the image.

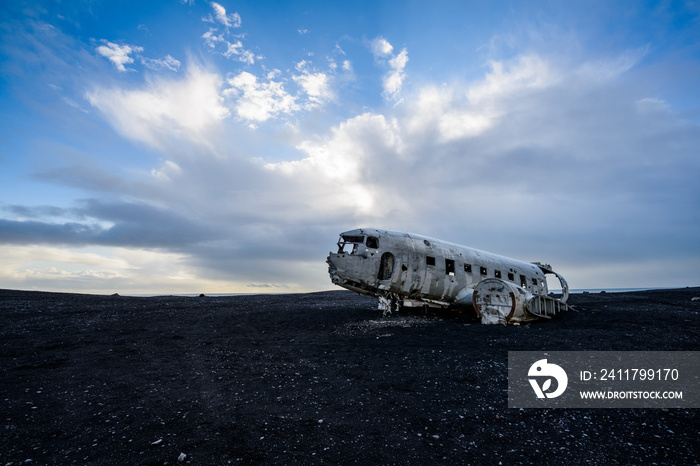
[327,228,569,325]
[473,278,534,325]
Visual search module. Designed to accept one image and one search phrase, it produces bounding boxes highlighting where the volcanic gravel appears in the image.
[1,287,699,465]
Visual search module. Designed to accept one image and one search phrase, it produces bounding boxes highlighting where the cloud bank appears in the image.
[1,3,698,294]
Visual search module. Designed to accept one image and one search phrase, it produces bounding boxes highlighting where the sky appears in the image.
[1,0,699,295]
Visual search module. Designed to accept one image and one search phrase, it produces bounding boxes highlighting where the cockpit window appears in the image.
[366,236,379,249]
[337,235,365,254]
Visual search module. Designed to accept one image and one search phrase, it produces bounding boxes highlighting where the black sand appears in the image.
[1,287,699,465]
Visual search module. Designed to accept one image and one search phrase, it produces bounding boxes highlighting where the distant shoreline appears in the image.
[127,287,694,297]
[1,286,697,298]
[560,286,694,294]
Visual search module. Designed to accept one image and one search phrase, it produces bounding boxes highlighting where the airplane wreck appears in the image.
[327,228,569,325]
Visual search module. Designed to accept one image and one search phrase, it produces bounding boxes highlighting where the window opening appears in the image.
[338,242,356,254]
[426,256,436,266]
[445,259,455,276]
[480,266,487,276]
[495,270,502,279]
[464,264,472,273]
[366,236,379,249]
[508,272,514,281]
[520,275,527,287]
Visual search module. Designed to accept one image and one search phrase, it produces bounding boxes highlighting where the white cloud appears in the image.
[577,46,648,83]
[383,48,408,99]
[467,55,556,104]
[260,49,700,272]
[223,71,298,122]
[224,40,255,64]
[17,18,700,294]
[369,37,409,100]
[207,2,241,28]
[222,62,334,122]
[437,109,493,141]
[96,41,143,72]
[370,37,394,57]
[0,245,244,295]
[636,97,671,115]
[150,160,183,182]
[295,60,309,72]
[404,55,556,142]
[141,54,181,71]
[293,71,332,107]
[291,61,334,107]
[202,28,224,48]
[265,113,403,216]
[0,246,135,270]
[202,28,255,64]
[97,41,183,73]
[87,65,230,150]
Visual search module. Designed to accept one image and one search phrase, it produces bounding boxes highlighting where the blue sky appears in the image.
[1,0,699,294]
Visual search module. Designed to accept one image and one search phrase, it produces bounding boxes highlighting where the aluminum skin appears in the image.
[327,228,569,324]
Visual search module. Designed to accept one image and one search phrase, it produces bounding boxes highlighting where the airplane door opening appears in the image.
[378,252,395,280]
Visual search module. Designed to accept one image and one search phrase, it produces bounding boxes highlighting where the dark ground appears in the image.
[1,287,699,465]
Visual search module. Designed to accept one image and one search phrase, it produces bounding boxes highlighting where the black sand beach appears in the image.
[1,287,698,465]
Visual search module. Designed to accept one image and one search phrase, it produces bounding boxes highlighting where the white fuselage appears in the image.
[327,228,557,311]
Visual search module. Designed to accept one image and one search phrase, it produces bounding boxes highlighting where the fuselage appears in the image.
[327,228,557,310]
